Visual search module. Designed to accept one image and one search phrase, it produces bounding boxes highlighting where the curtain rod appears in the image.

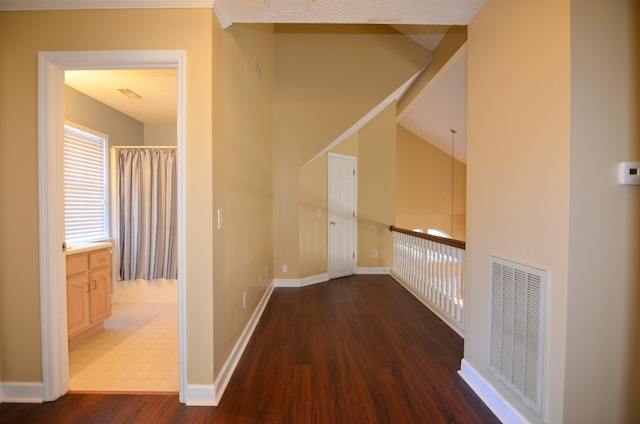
[112,146,176,150]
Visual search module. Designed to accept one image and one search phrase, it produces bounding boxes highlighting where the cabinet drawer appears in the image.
[89,249,110,269]
[66,253,88,275]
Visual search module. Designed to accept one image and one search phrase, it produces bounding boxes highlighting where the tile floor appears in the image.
[69,302,178,393]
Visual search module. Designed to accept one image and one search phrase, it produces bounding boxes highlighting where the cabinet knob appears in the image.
[85,282,90,293]
[92,280,97,290]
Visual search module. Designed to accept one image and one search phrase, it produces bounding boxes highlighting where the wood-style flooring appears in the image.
[0,274,499,423]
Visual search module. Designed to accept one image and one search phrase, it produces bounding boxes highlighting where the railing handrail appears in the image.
[389,225,466,250]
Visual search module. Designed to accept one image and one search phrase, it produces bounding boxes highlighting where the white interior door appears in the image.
[328,153,356,279]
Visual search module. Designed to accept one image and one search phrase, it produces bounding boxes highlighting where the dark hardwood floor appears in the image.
[0,274,499,423]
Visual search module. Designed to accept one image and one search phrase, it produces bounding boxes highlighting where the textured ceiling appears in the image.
[214,0,485,26]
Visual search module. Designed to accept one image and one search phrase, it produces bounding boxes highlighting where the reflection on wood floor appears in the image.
[1,275,498,424]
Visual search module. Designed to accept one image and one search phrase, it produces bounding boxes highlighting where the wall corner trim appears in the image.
[0,382,44,404]
[458,359,529,424]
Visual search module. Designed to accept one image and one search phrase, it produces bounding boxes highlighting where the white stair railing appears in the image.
[390,226,465,335]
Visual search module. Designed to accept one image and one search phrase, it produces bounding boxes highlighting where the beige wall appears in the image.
[397,26,466,117]
[565,1,639,422]
[211,23,274,377]
[299,133,362,278]
[396,125,466,240]
[144,124,177,146]
[467,1,638,422]
[466,1,571,423]
[357,102,397,268]
[299,155,329,277]
[274,25,429,279]
[66,86,144,147]
[298,100,399,277]
[0,9,214,386]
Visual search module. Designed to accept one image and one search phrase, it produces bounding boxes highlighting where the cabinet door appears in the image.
[90,266,111,323]
[67,273,90,337]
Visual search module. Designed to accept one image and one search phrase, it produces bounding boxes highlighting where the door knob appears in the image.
[330,221,336,226]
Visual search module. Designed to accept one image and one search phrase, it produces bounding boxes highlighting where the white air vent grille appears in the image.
[488,256,547,418]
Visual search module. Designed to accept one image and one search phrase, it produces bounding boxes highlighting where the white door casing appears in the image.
[328,153,357,279]
[38,50,187,402]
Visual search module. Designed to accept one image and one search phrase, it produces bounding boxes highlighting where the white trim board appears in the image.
[356,267,390,275]
[274,270,390,288]
[210,283,275,405]
[0,382,44,404]
[185,384,216,407]
[38,50,188,403]
[274,273,329,288]
[458,359,529,424]
[187,283,275,406]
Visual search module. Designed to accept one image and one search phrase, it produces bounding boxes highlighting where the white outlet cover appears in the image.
[619,162,640,185]
[217,209,223,229]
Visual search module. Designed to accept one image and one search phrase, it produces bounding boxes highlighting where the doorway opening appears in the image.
[38,51,187,402]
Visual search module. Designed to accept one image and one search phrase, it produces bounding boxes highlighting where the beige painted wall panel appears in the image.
[144,124,177,146]
[299,156,328,277]
[66,86,144,147]
[0,9,213,385]
[565,1,640,422]
[273,25,429,279]
[397,26,465,117]
[211,23,274,377]
[396,125,466,240]
[466,1,571,423]
[331,132,360,158]
[358,103,396,268]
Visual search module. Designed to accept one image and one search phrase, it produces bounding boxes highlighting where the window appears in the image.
[427,228,451,239]
[64,123,108,244]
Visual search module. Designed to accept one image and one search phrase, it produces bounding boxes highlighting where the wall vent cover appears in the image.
[488,256,548,418]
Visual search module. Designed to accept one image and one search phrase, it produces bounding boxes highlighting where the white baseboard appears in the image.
[275,270,389,287]
[0,382,44,403]
[185,384,216,406]
[458,359,528,424]
[273,278,298,287]
[209,283,275,405]
[300,273,328,287]
[274,273,328,288]
[356,267,390,275]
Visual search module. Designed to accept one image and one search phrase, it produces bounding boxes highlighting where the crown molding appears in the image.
[0,0,215,11]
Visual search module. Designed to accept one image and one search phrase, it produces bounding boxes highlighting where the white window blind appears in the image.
[64,123,108,244]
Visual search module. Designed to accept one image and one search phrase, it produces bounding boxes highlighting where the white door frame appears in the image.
[327,153,357,279]
[37,50,187,402]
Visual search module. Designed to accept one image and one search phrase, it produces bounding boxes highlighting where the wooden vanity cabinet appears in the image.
[66,248,112,340]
